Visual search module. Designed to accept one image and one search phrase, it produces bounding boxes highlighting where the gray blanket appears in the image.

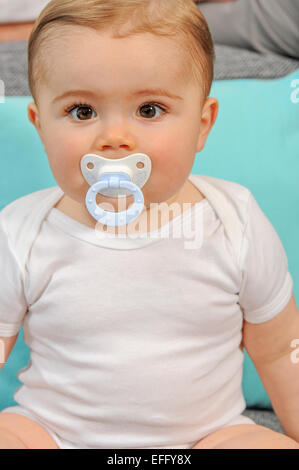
[199,0,299,61]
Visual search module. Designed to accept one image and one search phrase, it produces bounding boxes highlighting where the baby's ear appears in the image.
[27,101,43,139]
[196,97,219,153]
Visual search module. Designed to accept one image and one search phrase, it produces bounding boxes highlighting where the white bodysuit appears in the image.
[0,174,292,449]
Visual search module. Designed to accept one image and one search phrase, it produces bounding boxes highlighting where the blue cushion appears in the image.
[1,70,298,410]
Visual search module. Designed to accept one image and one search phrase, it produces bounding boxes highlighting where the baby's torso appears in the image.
[15,193,247,448]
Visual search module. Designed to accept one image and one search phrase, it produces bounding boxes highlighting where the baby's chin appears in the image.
[64,182,175,214]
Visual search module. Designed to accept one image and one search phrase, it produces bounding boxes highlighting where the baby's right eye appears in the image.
[64,103,97,121]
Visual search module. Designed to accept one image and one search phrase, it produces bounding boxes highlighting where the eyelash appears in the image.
[63,102,168,120]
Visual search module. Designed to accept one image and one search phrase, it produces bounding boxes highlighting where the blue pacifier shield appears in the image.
[81,153,152,227]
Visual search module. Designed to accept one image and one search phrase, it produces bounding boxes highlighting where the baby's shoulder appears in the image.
[198,174,251,204]
[191,174,257,267]
[192,174,253,222]
[0,187,63,266]
[0,187,62,228]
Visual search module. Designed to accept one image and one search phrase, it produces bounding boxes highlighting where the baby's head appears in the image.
[27,0,218,213]
[28,0,215,107]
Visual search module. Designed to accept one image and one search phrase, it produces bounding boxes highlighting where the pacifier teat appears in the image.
[80,153,152,227]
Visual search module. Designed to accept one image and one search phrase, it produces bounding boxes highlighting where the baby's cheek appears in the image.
[53,153,81,181]
[158,145,190,179]
[47,132,84,168]
[42,126,89,194]
[55,133,85,158]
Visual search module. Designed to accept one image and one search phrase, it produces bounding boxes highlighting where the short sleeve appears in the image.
[238,193,293,324]
[0,213,27,336]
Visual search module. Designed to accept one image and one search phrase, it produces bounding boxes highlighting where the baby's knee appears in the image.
[215,426,299,449]
[193,423,299,449]
[0,427,27,449]
[200,423,299,449]
[0,412,59,449]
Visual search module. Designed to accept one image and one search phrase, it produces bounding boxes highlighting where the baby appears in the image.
[1,0,299,450]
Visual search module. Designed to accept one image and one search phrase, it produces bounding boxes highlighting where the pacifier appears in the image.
[80,153,152,227]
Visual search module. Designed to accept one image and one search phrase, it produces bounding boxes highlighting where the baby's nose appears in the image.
[95,125,136,152]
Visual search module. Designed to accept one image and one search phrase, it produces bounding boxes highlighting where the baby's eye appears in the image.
[65,103,97,121]
[138,103,167,119]
[64,102,167,121]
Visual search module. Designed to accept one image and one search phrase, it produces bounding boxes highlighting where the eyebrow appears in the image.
[52,88,183,104]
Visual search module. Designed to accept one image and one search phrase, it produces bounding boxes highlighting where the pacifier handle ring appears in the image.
[85,173,145,227]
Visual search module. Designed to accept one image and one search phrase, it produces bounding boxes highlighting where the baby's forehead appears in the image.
[43,24,187,60]
[39,25,194,91]
[49,23,197,69]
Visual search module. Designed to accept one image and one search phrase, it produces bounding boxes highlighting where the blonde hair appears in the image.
[28,0,215,105]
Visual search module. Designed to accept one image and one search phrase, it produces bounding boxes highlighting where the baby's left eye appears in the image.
[138,103,167,119]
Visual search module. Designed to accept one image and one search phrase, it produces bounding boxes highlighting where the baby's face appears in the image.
[28,26,217,211]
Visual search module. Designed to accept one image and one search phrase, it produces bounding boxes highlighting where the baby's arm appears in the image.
[243,292,299,443]
[0,334,18,369]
